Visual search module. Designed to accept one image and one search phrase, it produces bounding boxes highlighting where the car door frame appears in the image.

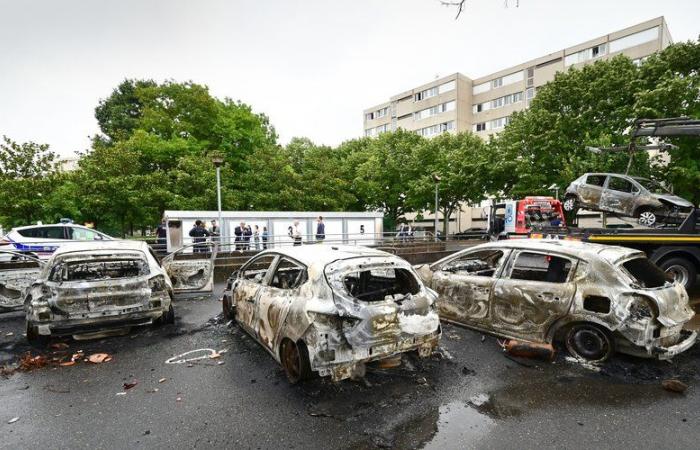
[429,247,511,327]
[600,175,639,215]
[578,174,608,210]
[233,253,280,337]
[490,249,579,342]
[161,243,218,294]
[253,255,308,353]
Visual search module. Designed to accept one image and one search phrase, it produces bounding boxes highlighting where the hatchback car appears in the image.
[562,173,694,226]
[221,245,441,383]
[1,223,113,259]
[416,239,696,362]
[25,240,174,344]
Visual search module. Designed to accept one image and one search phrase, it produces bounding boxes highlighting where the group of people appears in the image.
[234,222,268,250]
[396,222,414,242]
[188,219,220,253]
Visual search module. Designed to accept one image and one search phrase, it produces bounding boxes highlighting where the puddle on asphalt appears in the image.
[421,401,495,450]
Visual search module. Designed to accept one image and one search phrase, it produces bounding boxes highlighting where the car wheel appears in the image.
[562,196,578,212]
[637,208,658,227]
[280,339,312,384]
[565,324,614,362]
[658,257,697,290]
[222,295,233,321]
[26,323,49,347]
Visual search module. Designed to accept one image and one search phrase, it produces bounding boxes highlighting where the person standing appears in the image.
[244,225,252,250]
[315,216,325,243]
[262,226,269,249]
[253,225,261,250]
[156,219,167,253]
[292,220,302,246]
[234,221,245,251]
[189,220,210,253]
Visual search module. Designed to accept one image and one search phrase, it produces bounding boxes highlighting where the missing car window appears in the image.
[61,258,149,281]
[510,252,572,283]
[242,255,276,284]
[443,250,504,277]
[621,257,668,288]
[270,258,307,290]
[344,267,420,301]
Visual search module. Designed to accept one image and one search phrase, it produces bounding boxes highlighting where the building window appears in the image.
[491,97,504,109]
[418,121,455,137]
[414,100,456,120]
[365,112,374,121]
[609,26,659,53]
[473,81,490,95]
[474,123,486,132]
[376,107,388,118]
[492,78,503,89]
[438,80,456,94]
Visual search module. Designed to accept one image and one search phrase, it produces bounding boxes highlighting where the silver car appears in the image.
[222,245,441,383]
[562,173,694,226]
[25,241,175,344]
[417,239,696,362]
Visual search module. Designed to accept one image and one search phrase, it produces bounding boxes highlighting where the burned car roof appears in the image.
[255,245,394,267]
[49,240,150,257]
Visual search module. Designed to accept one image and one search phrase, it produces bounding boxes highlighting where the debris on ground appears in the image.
[123,380,139,390]
[18,352,49,371]
[461,366,476,376]
[7,417,19,424]
[50,342,69,350]
[158,378,167,383]
[87,353,112,364]
[501,339,555,361]
[165,348,228,365]
[662,379,688,393]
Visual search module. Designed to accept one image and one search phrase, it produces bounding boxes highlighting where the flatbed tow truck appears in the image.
[530,117,700,289]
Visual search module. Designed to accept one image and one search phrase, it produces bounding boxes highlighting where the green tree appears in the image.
[0,136,58,227]
[409,132,490,235]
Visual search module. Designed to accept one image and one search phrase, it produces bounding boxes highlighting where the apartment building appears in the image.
[363,17,672,141]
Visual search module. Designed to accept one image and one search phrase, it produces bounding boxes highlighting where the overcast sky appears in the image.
[1,0,698,158]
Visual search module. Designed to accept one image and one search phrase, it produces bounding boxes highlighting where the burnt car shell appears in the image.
[25,241,174,341]
[225,245,441,382]
[0,251,44,312]
[417,240,695,361]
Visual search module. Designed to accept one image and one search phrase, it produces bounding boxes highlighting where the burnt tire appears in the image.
[637,207,658,227]
[26,323,49,347]
[222,295,233,321]
[565,323,614,363]
[280,339,312,384]
[658,257,697,290]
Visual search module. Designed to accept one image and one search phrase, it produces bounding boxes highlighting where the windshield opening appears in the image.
[344,268,420,302]
[621,257,669,288]
[51,258,149,282]
[634,178,670,195]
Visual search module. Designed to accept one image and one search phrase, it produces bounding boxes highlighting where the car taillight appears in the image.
[629,296,658,320]
[149,275,167,293]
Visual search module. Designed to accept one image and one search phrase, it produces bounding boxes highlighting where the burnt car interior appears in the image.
[509,252,572,283]
[622,257,670,288]
[0,255,42,301]
[443,250,505,277]
[241,255,277,283]
[270,258,307,290]
[344,268,420,301]
[50,257,149,282]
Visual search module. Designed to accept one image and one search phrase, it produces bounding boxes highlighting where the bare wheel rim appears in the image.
[666,265,689,286]
[566,326,611,361]
[282,341,300,381]
[638,211,656,226]
[563,198,576,212]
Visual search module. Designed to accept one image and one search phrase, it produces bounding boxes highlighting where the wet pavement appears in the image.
[2,286,700,449]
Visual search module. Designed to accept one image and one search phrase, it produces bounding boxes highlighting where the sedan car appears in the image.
[562,173,694,226]
[221,245,441,383]
[25,240,174,344]
[416,239,696,362]
[1,223,113,259]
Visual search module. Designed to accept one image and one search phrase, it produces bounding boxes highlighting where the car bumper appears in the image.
[313,327,441,382]
[29,309,165,337]
[657,330,697,360]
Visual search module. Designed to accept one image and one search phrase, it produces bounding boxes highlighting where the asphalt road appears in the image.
[2,286,700,450]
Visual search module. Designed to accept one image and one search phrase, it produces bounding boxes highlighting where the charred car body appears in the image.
[563,173,694,227]
[25,241,175,343]
[0,251,44,313]
[417,239,696,362]
[222,246,441,383]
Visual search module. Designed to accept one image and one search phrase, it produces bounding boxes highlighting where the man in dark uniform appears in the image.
[234,221,246,251]
[189,220,210,253]
[156,219,167,253]
[315,216,325,243]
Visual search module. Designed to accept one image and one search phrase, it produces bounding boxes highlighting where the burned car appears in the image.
[221,245,441,383]
[0,250,44,313]
[25,241,175,344]
[417,239,696,362]
[562,173,694,226]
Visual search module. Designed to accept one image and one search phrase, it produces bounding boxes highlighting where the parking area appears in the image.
[1,285,700,449]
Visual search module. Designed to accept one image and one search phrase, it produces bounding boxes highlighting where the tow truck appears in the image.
[529,117,700,289]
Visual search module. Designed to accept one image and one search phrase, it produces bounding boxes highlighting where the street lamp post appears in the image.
[211,153,225,242]
[432,174,441,242]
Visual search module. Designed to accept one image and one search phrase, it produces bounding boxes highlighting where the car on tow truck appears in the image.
[416,239,696,362]
[221,245,441,383]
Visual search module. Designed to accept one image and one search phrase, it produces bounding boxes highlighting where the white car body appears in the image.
[1,223,113,260]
